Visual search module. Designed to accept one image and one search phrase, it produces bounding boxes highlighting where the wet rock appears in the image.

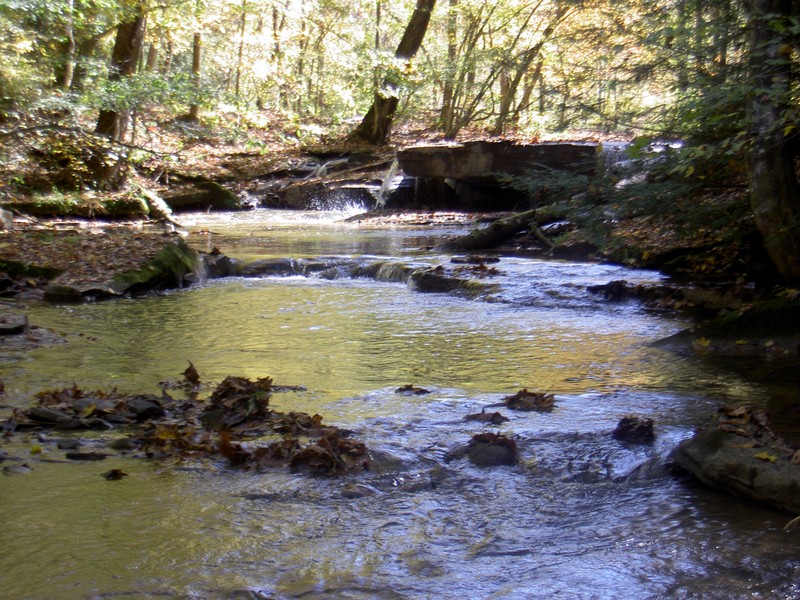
[409,268,468,294]
[0,312,27,335]
[671,405,800,513]
[395,384,431,396]
[56,438,81,450]
[3,463,33,475]
[122,395,164,422]
[42,284,85,303]
[110,239,199,296]
[238,258,300,277]
[163,181,241,212]
[27,406,73,424]
[108,437,141,451]
[102,469,128,481]
[65,451,108,461]
[502,389,555,412]
[467,432,518,467]
[201,250,238,279]
[465,411,509,425]
[613,415,655,444]
[587,279,629,301]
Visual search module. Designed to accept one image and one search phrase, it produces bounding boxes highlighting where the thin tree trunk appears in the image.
[491,8,568,136]
[439,0,458,138]
[188,31,202,120]
[59,0,76,91]
[145,42,158,71]
[91,7,146,189]
[354,0,437,144]
[235,0,248,106]
[746,0,800,283]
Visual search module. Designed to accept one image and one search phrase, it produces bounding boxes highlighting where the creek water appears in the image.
[1,209,798,599]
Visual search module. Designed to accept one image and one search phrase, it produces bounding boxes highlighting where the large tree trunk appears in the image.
[746,0,800,283]
[354,0,436,144]
[91,8,146,189]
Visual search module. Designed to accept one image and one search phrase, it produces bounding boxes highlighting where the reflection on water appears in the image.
[1,210,798,599]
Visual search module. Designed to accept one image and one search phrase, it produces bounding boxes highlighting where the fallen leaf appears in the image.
[754,451,778,463]
[694,337,712,348]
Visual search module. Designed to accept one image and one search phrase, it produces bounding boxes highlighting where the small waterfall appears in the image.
[374,159,401,208]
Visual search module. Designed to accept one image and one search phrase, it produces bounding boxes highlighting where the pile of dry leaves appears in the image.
[2,367,370,477]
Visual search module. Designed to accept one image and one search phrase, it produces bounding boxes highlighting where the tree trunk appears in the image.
[439,0,458,138]
[91,7,146,189]
[235,0,248,107]
[58,0,76,91]
[746,0,800,283]
[188,31,202,120]
[354,0,436,144]
[491,9,568,136]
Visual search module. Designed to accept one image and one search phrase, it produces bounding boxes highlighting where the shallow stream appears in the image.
[1,209,798,599]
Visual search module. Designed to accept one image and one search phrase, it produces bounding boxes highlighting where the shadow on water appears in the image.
[1,209,799,599]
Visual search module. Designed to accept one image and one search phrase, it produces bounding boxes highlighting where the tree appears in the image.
[745,0,800,283]
[354,0,437,144]
[91,4,147,189]
[490,5,571,135]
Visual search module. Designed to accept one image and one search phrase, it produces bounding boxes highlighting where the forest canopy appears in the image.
[0,0,765,140]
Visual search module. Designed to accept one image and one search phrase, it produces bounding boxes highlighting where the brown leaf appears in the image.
[183,361,200,385]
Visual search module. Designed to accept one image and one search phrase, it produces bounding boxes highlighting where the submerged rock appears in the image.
[671,405,800,513]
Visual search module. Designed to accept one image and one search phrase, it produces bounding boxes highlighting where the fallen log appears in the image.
[440,209,552,251]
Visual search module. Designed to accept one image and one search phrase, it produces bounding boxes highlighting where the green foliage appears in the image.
[86,71,200,113]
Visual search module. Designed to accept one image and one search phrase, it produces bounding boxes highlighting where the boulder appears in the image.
[613,415,655,444]
[110,238,199,295]
[163,181,241,212]
[467,432,518,467]
[671,405,800,513]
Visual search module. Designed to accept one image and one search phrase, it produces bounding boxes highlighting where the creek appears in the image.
[1,209,798,599]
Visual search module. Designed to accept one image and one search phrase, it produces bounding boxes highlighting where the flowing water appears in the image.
[1,209,798,599]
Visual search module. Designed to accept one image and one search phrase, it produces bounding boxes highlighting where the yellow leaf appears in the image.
[81,403,96,418]
[735,339,748,345]
[754,452,778,463]
[695,337,712,348]
[30,444,43,455]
